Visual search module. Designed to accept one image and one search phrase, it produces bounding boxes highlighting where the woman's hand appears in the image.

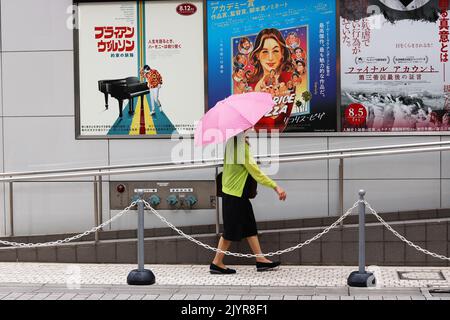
[274,186,286,201]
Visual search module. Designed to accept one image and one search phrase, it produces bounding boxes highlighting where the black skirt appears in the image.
[222,193,258,241]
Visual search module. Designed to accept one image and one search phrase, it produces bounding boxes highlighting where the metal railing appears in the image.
[2,140,450,237]
[2,139,450,179]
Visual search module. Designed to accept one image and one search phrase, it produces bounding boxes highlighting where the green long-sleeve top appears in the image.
[222,135,277,197]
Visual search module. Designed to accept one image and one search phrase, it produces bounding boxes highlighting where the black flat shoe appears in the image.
[256,261,281,272]
[209,263,236,275]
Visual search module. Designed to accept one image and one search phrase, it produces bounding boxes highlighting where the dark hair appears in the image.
[296,60,306,67]
[235,53,247,67]
[248,28,294,84]
[233,66,244,73]
[239,37,251,48]
[235,53,246,61]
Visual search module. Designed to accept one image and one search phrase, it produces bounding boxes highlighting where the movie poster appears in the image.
[341,0,450,132]
[207,0,337,132]
[76,1,204,137]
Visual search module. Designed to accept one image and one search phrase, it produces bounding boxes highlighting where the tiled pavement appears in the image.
[0,263,449,300]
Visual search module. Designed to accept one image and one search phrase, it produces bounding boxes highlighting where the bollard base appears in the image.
[127,269,155,285]
[347,271,376,287]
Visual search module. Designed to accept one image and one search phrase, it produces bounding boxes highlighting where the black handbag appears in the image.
[242,173,258,199]
[216,171,224,197]
[216,171,257,199]
[216,136,258,199]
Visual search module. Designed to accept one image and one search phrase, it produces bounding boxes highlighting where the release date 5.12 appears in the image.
[181,304,268,317]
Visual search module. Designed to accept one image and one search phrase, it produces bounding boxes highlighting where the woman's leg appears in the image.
[212,236,232,268]
[246,235,274,263]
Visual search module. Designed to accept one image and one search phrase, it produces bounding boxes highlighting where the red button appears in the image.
[117,184,126,193]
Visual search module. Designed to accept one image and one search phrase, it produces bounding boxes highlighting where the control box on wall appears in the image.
[110,180,216,210]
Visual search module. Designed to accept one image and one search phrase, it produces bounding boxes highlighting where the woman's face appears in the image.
[431,112,437,121]
[237,55,246,64]
[258,38,283,74]
[242,40,251,50]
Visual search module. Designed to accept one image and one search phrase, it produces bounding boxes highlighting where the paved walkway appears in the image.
[0,263,449,300]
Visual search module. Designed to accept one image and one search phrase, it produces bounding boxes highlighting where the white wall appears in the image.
[0,0,5,236]
[0,0,449,236]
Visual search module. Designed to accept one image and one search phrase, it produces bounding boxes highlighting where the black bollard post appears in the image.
[127,190,155,285]
[347,190,376,287]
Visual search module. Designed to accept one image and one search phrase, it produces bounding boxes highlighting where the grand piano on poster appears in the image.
[98,77,149,118]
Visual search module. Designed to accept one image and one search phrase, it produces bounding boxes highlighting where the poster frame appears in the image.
[337,0,450,136]
[73,0,209,140]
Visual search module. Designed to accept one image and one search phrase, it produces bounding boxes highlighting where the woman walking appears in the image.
[210,132,287,274]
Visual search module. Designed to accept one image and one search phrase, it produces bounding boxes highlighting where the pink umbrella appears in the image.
[194,92,274,146]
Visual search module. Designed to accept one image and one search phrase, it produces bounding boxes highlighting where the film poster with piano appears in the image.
[206,0,338,133]
[341,0,450,132]
[77,1,204,137]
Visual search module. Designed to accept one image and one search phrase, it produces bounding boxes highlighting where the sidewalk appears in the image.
[0,263,449,300]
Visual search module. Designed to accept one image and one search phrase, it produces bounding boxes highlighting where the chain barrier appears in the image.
[143,200,361,258]
[364,200,450,262]
[0,202,137,248]
[3,197,447,262]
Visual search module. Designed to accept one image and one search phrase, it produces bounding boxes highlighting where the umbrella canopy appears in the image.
[194,92,274,146]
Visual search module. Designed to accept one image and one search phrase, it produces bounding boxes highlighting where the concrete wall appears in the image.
[1,0,450,237]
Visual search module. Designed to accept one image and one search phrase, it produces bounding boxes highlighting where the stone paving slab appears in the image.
[142,294,159,300]
[0,283,445,300]
[87,293,105,300]
[30,293,50,300]
[349,287,423,296]
[58,293,77,300]
[17,293,36,300]
[100,293,118,300]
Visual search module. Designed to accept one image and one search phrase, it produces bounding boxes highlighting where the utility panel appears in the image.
[110,181,217,210]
